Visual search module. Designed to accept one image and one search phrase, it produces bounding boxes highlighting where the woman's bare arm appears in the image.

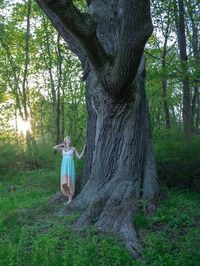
[53,143,64,150]
[74,145,86,159]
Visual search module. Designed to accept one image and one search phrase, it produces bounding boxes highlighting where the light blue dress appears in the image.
[60,149,75,196]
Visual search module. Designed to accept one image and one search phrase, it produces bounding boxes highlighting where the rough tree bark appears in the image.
[35,0,159,257]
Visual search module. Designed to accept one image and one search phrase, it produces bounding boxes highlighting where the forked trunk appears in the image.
[35,0,158,258]
[73,62,158,257]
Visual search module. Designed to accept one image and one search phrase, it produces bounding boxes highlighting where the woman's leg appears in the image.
[66,178,75,203]
[62,176,75,204]
[61,183,70,198]
[67,193,73,203]
[61,183,73,204]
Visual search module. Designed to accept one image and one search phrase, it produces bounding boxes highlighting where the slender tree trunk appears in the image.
[174,0,194,134]
[189,3,200,133]
[40,104,45,145]
[43,17,60,143]
[0,40,24,119]
[56,34,62,143]
[162,48,171,130]
[22,0,31,121]
[61,85,65,140]
[162,79,171,129]
[160,1,172,130]
[196,88,200,131]
[22,0,34,148]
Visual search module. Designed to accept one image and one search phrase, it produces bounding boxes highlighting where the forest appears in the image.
[0,0,200,265]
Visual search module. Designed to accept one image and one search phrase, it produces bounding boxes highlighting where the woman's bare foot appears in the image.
[67,199,72,204]
[64,199,72,205]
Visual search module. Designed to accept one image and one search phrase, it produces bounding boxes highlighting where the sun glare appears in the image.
[18,119,31,134]
[10,117,31,135]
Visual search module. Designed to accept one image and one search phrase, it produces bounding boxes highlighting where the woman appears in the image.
[53,136,86,204]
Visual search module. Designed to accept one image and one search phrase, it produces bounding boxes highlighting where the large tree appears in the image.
[35,0,159,257]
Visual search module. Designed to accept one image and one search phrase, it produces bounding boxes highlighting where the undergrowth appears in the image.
[134,186,200,266]
[0,170,133,266]
[0,169,200,265]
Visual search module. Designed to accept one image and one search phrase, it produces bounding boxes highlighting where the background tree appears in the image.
[174,0,194,135]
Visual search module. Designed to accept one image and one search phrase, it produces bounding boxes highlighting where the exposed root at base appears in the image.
[50,192,158,258]
[73,197,143,258]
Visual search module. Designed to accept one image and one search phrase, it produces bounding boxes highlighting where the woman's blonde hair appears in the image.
[64,136,71,142]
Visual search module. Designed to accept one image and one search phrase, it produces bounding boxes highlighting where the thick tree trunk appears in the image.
[71,58,158,257]
[35,0,158,257]
[82,79,97,186]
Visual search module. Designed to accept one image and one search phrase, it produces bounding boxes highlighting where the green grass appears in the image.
[135,187,200,266]
[0,169,133,266]
[0,170,200,266]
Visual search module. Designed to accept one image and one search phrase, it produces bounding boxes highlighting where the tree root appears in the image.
[49,191,157,258]
[73,197,143,258]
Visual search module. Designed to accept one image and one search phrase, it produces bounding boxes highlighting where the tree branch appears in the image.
[36,0,153,100]
[35,0,110,70]
[106,0,153,96]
